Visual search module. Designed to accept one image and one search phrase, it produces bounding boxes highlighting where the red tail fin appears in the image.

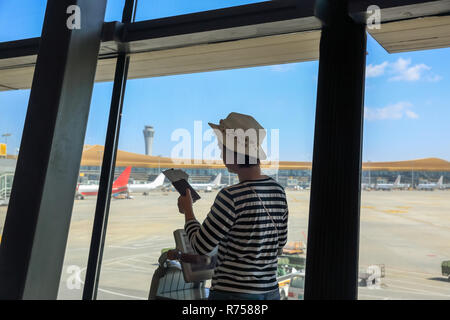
[113,166,132,188]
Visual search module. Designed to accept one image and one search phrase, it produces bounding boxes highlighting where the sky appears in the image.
[0,0,449,162]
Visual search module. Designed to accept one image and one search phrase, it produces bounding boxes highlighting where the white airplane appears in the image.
[361,183,375,190]
[375,175,410,190]
[416,176,443,191]
[190,173,222,192]
[127,173,166,194]
[76,166,131,199]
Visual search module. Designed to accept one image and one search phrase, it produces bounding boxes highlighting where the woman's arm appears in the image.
[178,188,236,255]
[177,188,196,222]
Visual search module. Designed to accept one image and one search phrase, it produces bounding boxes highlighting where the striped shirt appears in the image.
[184,177,289,294]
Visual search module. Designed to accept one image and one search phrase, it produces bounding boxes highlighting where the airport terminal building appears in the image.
[2,144,450,192]
[78,145,450,188]
[2,147,449,201]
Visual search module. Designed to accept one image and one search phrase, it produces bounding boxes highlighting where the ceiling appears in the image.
[0,0,449,92]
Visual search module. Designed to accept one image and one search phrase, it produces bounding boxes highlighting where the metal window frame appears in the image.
[304,0,367,300]
[0,0,107,299]
[82,0,138,301]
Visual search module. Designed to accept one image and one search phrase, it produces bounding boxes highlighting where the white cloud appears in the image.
[366,61,388,78]
[389,58,430,81]
[405,110,419,119]
[364,101,419,121]
[425,74,443,82]
[365,58,442,82]
[269,64,296,72]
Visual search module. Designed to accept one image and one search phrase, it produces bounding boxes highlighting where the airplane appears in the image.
[127,173,166,195]
[416,176,443,191]
[375,175,410,191]
[75,166,132,200]
[361,183,375,191]
[190,173,222,192]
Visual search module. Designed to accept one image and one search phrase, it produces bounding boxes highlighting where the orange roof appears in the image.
[363,158,450,171]
[81,145,450,171]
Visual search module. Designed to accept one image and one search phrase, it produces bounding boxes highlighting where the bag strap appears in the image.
[245,183,285,256]
[244,183,279,235]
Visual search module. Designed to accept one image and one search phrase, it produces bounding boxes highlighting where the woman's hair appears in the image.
[237,153,260,168]
[223,146,260,168]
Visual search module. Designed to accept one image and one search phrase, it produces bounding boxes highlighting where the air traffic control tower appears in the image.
[143,125,154,156]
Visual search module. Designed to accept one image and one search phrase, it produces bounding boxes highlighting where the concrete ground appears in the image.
[1,189,450,300]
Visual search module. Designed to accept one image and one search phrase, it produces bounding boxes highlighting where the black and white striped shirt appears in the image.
[184,177,289,294]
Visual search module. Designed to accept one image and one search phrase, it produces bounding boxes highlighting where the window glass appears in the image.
[134,0,269,21]
[359,34,450,300]
[0,90,28,239]
[0,0,46,41]
[0,0,125,42]
[94,60,318,299]
[57,74,114,299]
[290,276,305,289]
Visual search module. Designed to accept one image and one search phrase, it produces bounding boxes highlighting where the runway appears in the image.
[2,189,449,299]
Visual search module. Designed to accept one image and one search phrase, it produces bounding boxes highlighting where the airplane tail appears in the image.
[152,173,166,187]
[394,175,401,186]
[212,173,222,186]
[437,176,443,186]
[112,166,132,188]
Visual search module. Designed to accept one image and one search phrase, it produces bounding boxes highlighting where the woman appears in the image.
[177,112,289,300]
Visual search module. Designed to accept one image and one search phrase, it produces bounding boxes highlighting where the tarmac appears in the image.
[1,189,450,300]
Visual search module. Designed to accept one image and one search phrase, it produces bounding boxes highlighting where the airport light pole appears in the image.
[158,154,162,173]
[97,150,103,180]
[2,133,11,145]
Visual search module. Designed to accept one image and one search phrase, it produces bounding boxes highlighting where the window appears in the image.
[290,275,305,289]
[92,60,318,299]
[0,0,46,41]
[358,34,450,300]
[134,0,269,21]
[57,77,115,300]
[0,90,29,241]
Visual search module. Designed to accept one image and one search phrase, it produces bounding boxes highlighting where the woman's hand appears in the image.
[177,188,193,215]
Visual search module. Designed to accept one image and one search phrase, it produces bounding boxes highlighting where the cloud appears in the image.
[425,74,443,82]
[365,58,442,82]
[366,61,388,78]
[269,64,296,72]
[405,110,419,119]
[389,58,430,81]
[364,101,419,121]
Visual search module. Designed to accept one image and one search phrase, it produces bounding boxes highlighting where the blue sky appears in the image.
[0,0,449,162]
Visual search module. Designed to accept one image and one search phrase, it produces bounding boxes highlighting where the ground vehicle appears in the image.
[278,273,292,300]
[278,254,305,276]
[442,260,450,280]
[283,241,305,255]
[287,273,305,300]
[277,255,305,300]
[358,264,385,287]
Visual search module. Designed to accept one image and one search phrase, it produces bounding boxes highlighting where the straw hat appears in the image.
[208,112,267,160]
